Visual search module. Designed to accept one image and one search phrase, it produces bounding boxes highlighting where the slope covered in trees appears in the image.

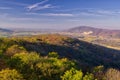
[0,34,120,80]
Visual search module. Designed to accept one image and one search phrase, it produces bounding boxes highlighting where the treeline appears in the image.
[1,51,120,80]
[0,34,120,80]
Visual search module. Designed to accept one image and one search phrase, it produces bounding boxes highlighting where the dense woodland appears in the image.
[0,34,120,80]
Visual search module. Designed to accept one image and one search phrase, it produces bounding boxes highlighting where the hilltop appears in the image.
[0,28,13,33]
[1,34,120,69]
[0,34,120,80]
[66,26,120,38]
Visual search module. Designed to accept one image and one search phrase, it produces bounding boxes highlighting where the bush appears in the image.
[105,68,120,80]
[61,68,95,80]
[48,52,59,58]
[61,68,83,80]
[0,68,24,80]
[12,52,40,65]
[83,73,95,80]
[5,45,26,56]
[35,57,75,80]
[8,52,40,80]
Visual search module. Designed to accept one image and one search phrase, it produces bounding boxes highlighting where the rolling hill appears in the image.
[0,34,120,80]
[1,34,120,69]
[0,28,13,33]
[0,28,13,37]
[67,26,120,38]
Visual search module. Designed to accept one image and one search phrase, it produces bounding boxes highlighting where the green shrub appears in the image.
[61,68,83,80]
[0,68,24,80]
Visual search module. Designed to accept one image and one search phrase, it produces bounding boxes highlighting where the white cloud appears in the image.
[95,10,120,15]
[83,9,120,16]
[56,8,120,16]
[26,13,74,17]
[77,12,102,16]
[27,0,50,11]
[9,17,35,21]
[40,13,74,17]
[3,1,28,6]
[0,7,12,10]
[0,13,54,22]
[0,13,10,19]
[34,4,56,10]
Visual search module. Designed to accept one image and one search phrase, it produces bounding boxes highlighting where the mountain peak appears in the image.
[67,26,120,38]
[0,28,13,32]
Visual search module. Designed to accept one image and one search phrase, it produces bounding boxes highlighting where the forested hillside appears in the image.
[0,34,120,80]
[67,26,120,38]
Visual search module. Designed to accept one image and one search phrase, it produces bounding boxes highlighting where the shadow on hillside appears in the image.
[18,39,120,71]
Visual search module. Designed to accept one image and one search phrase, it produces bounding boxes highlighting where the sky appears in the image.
[1,0,120,30]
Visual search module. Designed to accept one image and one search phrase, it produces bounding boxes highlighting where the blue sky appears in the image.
[1,0,120,29]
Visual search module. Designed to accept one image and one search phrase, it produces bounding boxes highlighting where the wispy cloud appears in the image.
[40,13,74,17]
[0,7,12,10]
[26,0,55,11]
[93,10,120,15]
[56,8,120,16]
[77,12,102,17]
[55,8,94,12]
[0,13,10,19]
[3,1,28,6]
[0,12,54,22]
[33,4,56,11]
[26,13,74,17]
[27,0,48,10]
[82,10,120,17]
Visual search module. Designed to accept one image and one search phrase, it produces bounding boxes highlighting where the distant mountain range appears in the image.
[0,28,13,33]
[67,26,120,38]
[1,26,120,38]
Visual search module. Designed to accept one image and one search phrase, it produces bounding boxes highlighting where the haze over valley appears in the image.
[0,0,120,80]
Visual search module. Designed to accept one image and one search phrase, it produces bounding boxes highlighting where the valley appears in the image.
[1,0,120,79]
[0,26,120,80]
